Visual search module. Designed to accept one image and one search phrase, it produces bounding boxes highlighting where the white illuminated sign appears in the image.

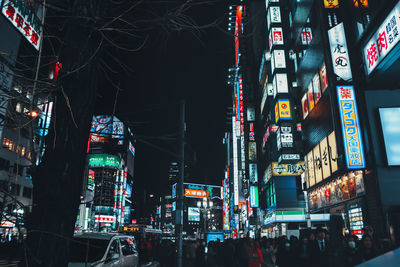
[363,1,400,75]
[328,23,352,81]
[249,163,258,183]
[269,27,284,49]
[273,73,289,94]
[2,0,43,51]
[270,6,281,23]
[273,49,286,69]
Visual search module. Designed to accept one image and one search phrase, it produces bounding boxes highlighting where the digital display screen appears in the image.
[188,207,200,222]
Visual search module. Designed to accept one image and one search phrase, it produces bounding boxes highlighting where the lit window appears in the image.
[21,146,26,157]
[2,138,14,151]
[16,103,22,113]
[16,145,21,154]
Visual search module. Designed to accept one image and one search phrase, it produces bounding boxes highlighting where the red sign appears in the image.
[239,78,244,135]
[351,230,364,236]
[132,219,137,225]
[249,122,255,141]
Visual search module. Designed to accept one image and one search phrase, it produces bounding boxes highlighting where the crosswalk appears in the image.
[0,260,19,267]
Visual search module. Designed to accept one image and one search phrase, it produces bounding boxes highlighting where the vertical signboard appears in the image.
[269,6,281,23]
[249,163,258,183]
[320,62,329,92]
[320,137,331,179]
[328,23,352,81]
[307,150,315,187]
[232,117,239,205]
[301,94,309,119]
[313,145,323,183]
[337,86,365,169]
[250,186,259,208]
[274,73,289,93]
[328,131,338,173]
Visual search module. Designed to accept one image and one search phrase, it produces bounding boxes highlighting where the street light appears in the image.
[197,198,213,239]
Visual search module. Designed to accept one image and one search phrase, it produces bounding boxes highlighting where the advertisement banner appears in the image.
[328,131,339,173]
[302,27,313,45]
[313,145,323,184]
[188,207,200,222]
[250,186,259,208]
[276,99,292,121]
[184,188,208,198]
[271,162,305,176]
[249,163,258,183]
[273,50,286,69]
[337,86,365,169]
[302,93,309,119]
[88,154,121,170]
[363,1,400,74]
[320,137,332,179]
[320,62,329,92]
[269,6,281,23]
[88,169,95,190]
[269,27,284,49]
[274,73,289,93]
[1,0,42,50]
[249,142,257,161]
[328,23,352,81]
[306,151,315,187]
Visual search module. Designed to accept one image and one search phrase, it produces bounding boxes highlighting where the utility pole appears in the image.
[176,100,185,267]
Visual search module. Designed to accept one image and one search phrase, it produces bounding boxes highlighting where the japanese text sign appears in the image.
[275,99,291,122]
[184,189,209,198]
[337,86,365,169]
[363,1,400,75]
[269,27,284,49]
[328,23,352,81]
[269,6,281,23]
[2,0,42,50]
[271,162,305,176]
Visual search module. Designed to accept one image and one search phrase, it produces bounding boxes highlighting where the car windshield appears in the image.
[69,237,110,263]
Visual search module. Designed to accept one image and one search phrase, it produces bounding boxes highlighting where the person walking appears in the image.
[248,239,263,267]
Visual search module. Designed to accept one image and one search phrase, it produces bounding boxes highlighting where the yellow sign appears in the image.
[275,99,292,122]
[324,0,339,8]
[274,101,280,123]
[271,161,305,176]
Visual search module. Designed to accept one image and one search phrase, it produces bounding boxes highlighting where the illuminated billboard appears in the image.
[250,186,259,208]
[1,0,43,50]
[328,23,352,81]
[337,86,365,169]
[188,207,200,222]
[184,183,221,199]
[91,116,124,144]
[88,169,95,191]
[379,108,400,166]
[363,1,400,75]
[88,154,121,170]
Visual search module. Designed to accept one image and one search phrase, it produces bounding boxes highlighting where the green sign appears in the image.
[88,154,121,169]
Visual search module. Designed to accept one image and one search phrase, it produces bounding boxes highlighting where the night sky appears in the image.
[96,1,232,215]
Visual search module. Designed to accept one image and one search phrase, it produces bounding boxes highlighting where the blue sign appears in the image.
[337,86,365,169]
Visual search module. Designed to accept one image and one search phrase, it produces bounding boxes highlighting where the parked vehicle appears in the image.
[68,233,139,267]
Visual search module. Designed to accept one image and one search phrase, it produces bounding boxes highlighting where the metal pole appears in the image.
[176,100,185,267]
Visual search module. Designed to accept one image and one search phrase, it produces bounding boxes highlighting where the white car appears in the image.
[68,233,139,267]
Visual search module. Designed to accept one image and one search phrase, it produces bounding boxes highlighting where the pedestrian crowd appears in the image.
[143,226,396,267]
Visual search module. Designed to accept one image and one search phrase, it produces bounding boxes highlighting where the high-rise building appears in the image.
[76,115,135,232]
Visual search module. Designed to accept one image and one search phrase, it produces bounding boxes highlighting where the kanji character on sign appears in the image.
[15,14,24,28]
[30,31,39,46]
[23,23,31,36]
[366,43,378,68]
[340,88,353,99]
[6,4,15,20]
[376,31,388,56]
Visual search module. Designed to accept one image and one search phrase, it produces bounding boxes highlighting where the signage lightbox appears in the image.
[271,162,305,176]
[1,0,42,50]
[88,154,121,169]
[328,23,352,81]
[379,107,400,166]
[249,163,258,183]
[188,207,200,222]
[337,86,365,169]
[363,1,400,75]
[250,186,259,208]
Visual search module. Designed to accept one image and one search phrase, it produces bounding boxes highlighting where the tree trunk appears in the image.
[25,3,105,266]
